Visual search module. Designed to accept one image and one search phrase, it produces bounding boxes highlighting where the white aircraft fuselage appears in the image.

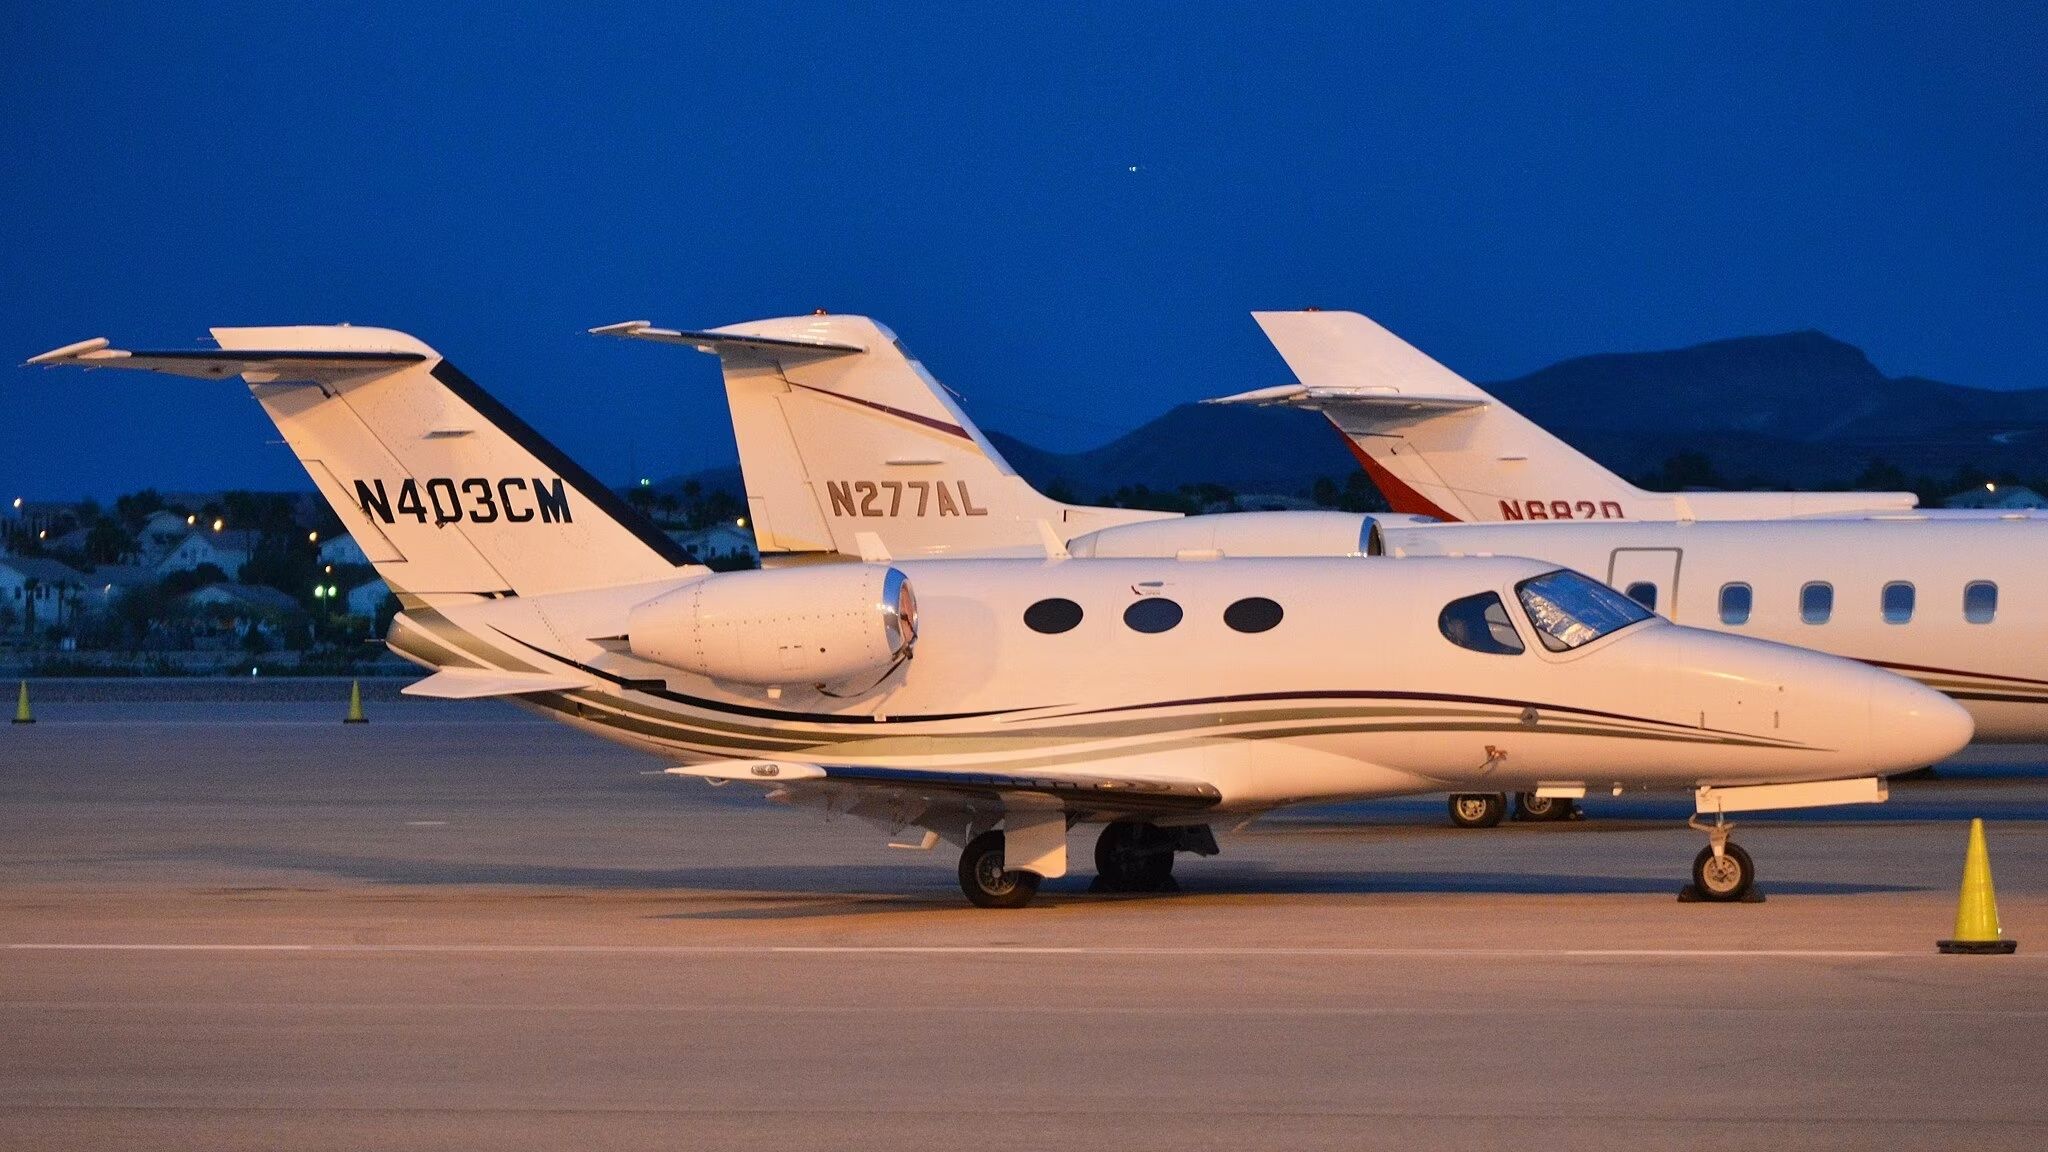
[29,324,1973,905]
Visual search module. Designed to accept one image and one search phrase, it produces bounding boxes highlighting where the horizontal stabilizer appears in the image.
[588,321,864,360]
[1206,383,1485,425]
[26,337,425,382]
[402,668,596,699]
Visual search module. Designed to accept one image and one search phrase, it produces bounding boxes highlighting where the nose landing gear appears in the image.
[1680,813,1762,902]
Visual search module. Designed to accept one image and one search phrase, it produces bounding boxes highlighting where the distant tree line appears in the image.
[1633,453,2046,507]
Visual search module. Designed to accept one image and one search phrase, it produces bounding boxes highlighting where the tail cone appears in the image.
[1939,818,2017,954]
[11,680,31,725]
[344,680,368,725]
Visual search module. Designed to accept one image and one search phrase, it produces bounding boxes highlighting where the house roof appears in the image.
[83,564,157,589]
[180,583,301,614]
[0,556,90,584]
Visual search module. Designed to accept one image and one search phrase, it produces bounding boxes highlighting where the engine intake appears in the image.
[626,565,917,688]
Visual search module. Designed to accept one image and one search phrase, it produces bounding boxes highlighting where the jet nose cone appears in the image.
[1869,672,1974,773]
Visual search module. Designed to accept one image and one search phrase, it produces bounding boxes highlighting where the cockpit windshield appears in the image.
[1515,569,1654,652]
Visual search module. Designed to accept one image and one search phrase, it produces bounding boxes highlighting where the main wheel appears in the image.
[1690,841,1756,902]
[959,831,1041,909]
[1094,821,1176,891]
[1448,792,1506,829]
[1514,792,1576,822]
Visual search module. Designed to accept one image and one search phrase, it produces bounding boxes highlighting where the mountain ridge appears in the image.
[660,330,2048,502]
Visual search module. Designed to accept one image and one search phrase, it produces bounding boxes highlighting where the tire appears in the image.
[959,831,1041,908]
[1448,792,1506,829]
[1514,792,1575,822]
[1094,821,1177,890]
[1690,842,1756,902]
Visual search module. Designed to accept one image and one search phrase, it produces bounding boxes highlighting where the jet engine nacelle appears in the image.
[1069,510,1383,559]
[626,565,918,687]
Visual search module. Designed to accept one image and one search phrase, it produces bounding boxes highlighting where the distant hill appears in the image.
[657,331,2048,503]
[1490,331,2048,483]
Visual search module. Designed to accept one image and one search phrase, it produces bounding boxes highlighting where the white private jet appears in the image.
[1210,309,1923,524]
[601,314,2048,741]
[602,312,2048,836]
[32,327,1970,906]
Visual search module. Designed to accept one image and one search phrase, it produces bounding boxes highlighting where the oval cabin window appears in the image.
[1023,598,1084,635]
[1122,598,1184,634]
[1223,597,1284,633]
[1964,581,1997,625]
[1719,583,1752,625]
[1883,581,1915,625]
[1800,582,1833,625]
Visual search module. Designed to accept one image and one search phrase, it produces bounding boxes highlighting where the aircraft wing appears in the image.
[26,337,425,383]
[403,668,599,699]
[666,759,1222,877]
[665,759,1221,816]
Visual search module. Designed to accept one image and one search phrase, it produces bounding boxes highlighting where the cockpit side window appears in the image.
[1439,592,1526,655]
[1515,569,1654,652]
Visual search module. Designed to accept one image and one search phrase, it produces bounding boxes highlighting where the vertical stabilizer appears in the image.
[594,316,1175,557]
[1219,311,1918,523]
[31,327,692,597]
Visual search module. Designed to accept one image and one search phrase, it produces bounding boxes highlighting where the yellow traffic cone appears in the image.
[11,680,31,725]
[343,679,368,725]
[1938,818,2017,954]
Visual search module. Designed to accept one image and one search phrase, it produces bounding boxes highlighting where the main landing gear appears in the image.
[1513,791,1580,823]
[958,831,1040,909]
[1448,793,1506,828]
[1092,821,1180,892]
[1681,813,1759,902]
[954,821,1220,907]
[1448,791,1582,827]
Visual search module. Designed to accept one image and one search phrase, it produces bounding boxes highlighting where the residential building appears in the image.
[0,556,90,634]
[155,529,259,578]
[1943,484,2048,511]
[668,523,758,565]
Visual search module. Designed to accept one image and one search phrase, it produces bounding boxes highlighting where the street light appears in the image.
[308,531,319,543]
[212,518,224,532]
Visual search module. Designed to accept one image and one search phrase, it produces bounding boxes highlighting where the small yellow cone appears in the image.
[1939,818,2017,954]
[11,680,32,725]
[343,679,368,725]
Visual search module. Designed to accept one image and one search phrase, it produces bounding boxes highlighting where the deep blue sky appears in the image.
[4,2,2044,500]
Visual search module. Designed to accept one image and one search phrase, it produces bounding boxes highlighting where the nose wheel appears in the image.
[1680,814,1763,902]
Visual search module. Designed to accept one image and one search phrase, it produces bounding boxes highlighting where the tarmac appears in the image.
[4,697,2045,1150]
